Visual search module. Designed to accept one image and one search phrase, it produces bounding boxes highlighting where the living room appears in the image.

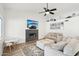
[0,2,79,56]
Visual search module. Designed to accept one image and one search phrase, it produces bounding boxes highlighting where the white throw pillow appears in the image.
[50,41,68,51]
[63,39,79,56]
[56,34,63,42]
[63,36,73,43]
[44,45,67,56]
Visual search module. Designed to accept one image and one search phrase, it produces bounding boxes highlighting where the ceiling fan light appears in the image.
[46,12,49,14]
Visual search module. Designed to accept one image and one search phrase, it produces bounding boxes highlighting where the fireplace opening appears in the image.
[29,33,36,38]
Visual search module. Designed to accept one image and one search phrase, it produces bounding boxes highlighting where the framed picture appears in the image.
[50,22,64,29]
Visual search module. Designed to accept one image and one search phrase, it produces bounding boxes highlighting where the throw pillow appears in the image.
[63,36,73,43]
[50,41,68,51]
[56,33,63,42]
[63,39,79,56]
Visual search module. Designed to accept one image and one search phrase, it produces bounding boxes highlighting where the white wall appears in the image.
[5,4,79,43]
[46,16,79,37]
[64,16,79,37]
[0,4,4,17]
[6,11,79,43]
[5,10,46,43]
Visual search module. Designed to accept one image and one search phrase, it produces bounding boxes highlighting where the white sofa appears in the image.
[44,38,79,56]
[36,32,63,50]
[36,32,79,56]
[0,40,4,56]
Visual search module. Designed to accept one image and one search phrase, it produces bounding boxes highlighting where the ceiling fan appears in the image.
[39,3,57,16]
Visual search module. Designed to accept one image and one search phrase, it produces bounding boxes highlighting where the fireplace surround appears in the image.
[25,29,38,42]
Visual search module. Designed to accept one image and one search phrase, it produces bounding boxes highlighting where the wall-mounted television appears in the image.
[27,19,38,29]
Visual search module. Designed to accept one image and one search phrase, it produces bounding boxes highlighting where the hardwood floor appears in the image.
[3,40,37,56]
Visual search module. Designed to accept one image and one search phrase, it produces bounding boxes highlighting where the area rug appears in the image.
[3,42,44,56]
[22,43,44,56]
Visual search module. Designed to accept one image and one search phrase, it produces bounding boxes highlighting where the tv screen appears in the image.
[27,19,38,29]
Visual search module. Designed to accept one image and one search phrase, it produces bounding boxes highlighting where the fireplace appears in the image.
[25,29,38,42]
[29,33,36,39]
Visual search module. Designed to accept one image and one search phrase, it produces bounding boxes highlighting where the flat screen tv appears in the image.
[27,19,38,29]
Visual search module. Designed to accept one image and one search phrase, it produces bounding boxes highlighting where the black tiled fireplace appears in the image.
[25,29,38,42]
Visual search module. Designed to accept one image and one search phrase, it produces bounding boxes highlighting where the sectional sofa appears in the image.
[36,32,79,56]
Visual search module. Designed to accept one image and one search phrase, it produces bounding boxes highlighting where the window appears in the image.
[0,17,1,37]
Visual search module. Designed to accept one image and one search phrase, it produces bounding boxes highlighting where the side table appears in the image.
[5,41,16,53]
[5,42,13,53]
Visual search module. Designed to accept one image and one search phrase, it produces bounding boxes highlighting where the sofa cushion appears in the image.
[56,33,63,42]
[45,32,57,38]
[44,44,67,56]
[44,33,57,42]
[36,39,55,50]
[50,41,68,51]
[63,39,79,56]
[63,36,73,43]
[44,32,63,43]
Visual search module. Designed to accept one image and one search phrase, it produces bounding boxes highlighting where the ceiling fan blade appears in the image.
[50,8,57,11]
[43,7,49,12]
[44,13,46,16]
[44,7,47,11]
[49,12,54,15]
[39,11,46,14]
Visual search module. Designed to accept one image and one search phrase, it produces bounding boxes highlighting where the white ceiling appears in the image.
[4,3,45,12]
[3,3,79,12]
[2,3,79,19]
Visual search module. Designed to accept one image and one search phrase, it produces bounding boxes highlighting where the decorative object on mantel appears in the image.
[46,18,56,22]
[50,18,54,21]
[72,13,76,17]
[65,20,69,22]
[50,18,56,21]
[46,20,50,22]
